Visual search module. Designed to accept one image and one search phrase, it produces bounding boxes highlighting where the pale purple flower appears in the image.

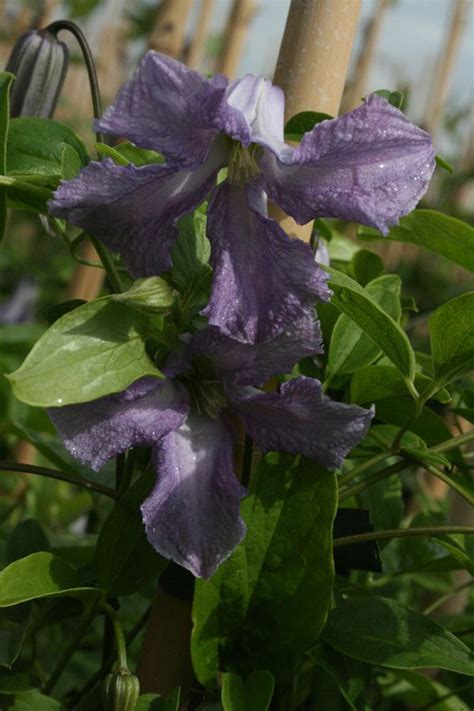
[49,52,435,343]
[48,316,373,578]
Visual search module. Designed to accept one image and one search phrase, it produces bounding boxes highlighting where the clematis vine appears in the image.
[49,51,435,344]
[48,316,373,579]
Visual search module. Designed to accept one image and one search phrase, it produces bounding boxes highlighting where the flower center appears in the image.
[183,356,229,419]
[227,142,262,185]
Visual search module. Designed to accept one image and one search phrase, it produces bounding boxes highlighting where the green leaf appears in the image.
[221,670,274,711]
[0,552,100,607]
[192,454,337,688]
[328,274,403,378]
[6,520,50,564]
[359,211,474,273]
[383,669,471,710]
[325,268,416,381]
[374,89,404,109]
[6,117,89,179]
[112,277,174,315]
[429,292,474,387]
[95,470,168,596]
[0,72,14,242]
[95,141,164,166]
[284,111,333,142]
[350,249,383,286]
[310,645,366,711]
[170,212,212,311]
[350,365,449,404]
[7,297,163,407]
[1,691,62,710]
[0,612,35,669]
[134,688,180,710]
[322,596,474,675]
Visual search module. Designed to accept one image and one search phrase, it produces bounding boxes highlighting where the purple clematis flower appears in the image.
[48,316,373,579]
[49,52,435,343]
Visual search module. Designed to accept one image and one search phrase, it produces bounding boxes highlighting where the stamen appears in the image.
[228,142,262,185]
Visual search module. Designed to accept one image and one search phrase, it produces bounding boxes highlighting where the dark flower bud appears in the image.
[101,668,140,711]
[5,29,69,118]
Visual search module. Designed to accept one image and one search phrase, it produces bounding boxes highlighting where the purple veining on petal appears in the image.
[203,181,330,344]
[231,376,374,470]
[96,51,228,169]
[142,412,246,579]
[189,313,322,387]
[218,74,291,159]
[48,379,189,471]
[49,143,226,277]
[261,94,436,234]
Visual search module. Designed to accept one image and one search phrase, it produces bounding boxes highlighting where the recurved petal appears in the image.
[141,413,246,579]
[48,379,190,471]
[261,94,435,234]
[49,150,224,277]
[96,51,228,169]
[189,313,322,387]
[231,376,373,470]
[218,74,290,159]
[203,182,330,343]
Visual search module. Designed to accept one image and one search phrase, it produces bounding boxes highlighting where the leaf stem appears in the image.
[0,461,117,499]
[89,234,124,294]
[339,460,408,502]
[339,450,393,488]
[99,602,127,669]
[333,525,474,548]
[432,430,474,453]
[44,610,94,694]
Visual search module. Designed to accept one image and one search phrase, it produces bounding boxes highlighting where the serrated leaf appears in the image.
[112,277,174,314]
[325,268,416,381]
[322,596,474,675]
[0,552,100,607]
[95,470,168,596]
[192,454,337,688]
[8,297,163,407]
[359,210,474,273]
[429,292,474,387]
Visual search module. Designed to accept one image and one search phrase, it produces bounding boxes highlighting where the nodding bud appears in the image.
[101,668,140,711]
[5,29,69,118]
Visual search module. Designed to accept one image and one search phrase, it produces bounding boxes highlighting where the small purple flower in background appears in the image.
[48,315,373,578]
[0,279,38,324]
[49,52,435,343]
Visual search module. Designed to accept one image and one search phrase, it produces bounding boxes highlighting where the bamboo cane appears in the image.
[424,0,468,135]
[344,0,390,112]
[149,0,194,58]
[186,0,215,70]
[216,0,257,78]
[271,0,362,242]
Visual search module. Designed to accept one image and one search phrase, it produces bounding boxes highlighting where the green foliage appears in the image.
[0,552,100,608]
[221,670,274,710]
[7,297,164,406]
[95,470,168,596]
[112,277,174,315]
[429,292,474,387]
[192,454,337,690]
[323,596,474,675]
[284,110,333,141]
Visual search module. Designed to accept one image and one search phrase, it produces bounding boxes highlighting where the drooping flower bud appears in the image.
[5,29,69,118]
[101,667,140,711]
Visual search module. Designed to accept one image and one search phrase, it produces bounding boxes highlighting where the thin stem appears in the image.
[422,579,474,616]
[339,450,392,488]
[432,430,474,453]
[339,460,408,502]
[44,610,94,694]
[99,602,127,669]
[401,450,474,507]
[89,235,124,293]
[0,461,117,499]
[333,525,474,548]
[0,175,52,199]
[46,20,104,143]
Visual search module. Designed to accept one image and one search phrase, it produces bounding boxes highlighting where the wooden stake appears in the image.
[216,0,257,78]
[344,0,390,112]
[271,0,362,242]
[66,241,105,302]
[186,0,215,70]
[149,0,194,58]
[424,0,468,135]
